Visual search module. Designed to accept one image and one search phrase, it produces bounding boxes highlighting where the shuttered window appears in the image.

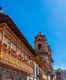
[11,36,17,52]
[17,42,22,56]
[24,54,28,60]
[11,43,16,52]
[3,35,10,48]
[24,48,29,61]
[17,47,21,56]
[3,30,11,48]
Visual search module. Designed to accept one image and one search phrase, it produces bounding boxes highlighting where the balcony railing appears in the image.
[0,23,34,74]
[0,41,34,74]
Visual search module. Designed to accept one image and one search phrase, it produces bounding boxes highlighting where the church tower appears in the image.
[34,32,53,73]
[34,32,48,55]
[34,32,53,72]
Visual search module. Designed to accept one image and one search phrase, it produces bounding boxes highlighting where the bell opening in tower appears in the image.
[38,44,42,50]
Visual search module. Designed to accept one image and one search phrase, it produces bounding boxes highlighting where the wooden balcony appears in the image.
[0,42,34,74]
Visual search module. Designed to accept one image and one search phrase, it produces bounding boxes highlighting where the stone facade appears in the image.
[0,67,28,80]
[0,12,35,80]
[54,69,66,80]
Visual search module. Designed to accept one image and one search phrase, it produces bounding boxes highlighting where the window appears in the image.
[11,42,16,52]
[38,44,42,50]
[17,41,22,49]
[24,49,28,61]
[17,41,22,56]
[11,36,17,52]
[37,38,42,41]
[37,38,41,41]
[3,35,10,48]
[10,43,17,57]
[24,55,28,60]
[17,47,21,56]
[3,30,11,48]
[30,60,33,65]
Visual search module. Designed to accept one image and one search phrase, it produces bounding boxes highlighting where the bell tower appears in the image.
[34,32,53,76]
[34,32,48,55]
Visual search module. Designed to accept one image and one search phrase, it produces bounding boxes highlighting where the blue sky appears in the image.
[0,0,66,69]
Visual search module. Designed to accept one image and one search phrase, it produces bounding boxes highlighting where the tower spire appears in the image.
[39,32,42,35]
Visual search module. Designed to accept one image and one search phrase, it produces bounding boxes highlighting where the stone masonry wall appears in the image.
[0,66,28,80]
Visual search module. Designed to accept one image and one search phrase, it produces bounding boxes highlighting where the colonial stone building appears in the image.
[0,12,36,80]
[54,69,66,80]
[0,11,53,80]
[34,32,54,80]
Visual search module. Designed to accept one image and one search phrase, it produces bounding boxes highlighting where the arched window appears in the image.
[38,44,42,50]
